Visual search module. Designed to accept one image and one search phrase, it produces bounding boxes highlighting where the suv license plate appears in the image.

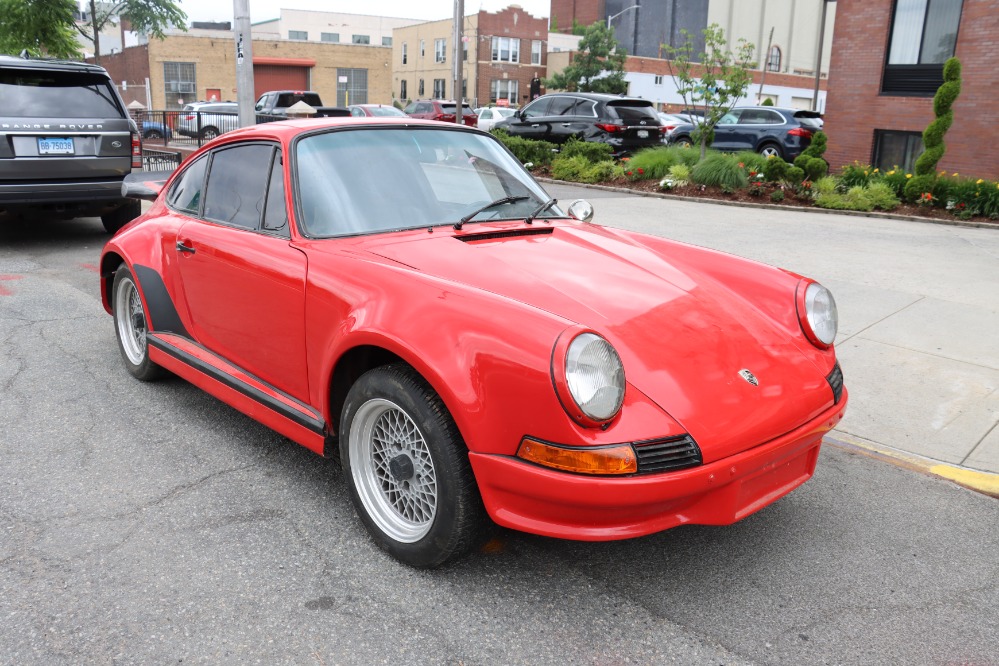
[637,130,649,138]
[38,137,74,155]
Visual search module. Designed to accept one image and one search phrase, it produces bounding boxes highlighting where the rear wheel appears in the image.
[144,129,163,140]
[340,364,485,568]
[200,126,219,140]
[112,266,165,381]
[758,142,783,159]
[101,200,141,234]
[674,136,693,149]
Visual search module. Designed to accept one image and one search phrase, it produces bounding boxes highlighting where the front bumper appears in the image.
[469,390,847,540]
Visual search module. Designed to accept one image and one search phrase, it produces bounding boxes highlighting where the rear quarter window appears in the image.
[0,69,124,118]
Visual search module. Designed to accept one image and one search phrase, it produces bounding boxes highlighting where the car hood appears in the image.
[362,222,833,461]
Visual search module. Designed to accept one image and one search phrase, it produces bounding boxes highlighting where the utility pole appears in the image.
[757,26,774,103]
[452,0,464,122]
[233,0,256,128]
[812,0,832,112]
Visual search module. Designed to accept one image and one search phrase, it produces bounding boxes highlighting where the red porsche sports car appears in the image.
[101,117,847,567]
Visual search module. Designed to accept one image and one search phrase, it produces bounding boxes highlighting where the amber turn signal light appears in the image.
[516,438,637,475]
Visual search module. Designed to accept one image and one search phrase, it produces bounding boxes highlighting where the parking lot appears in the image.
[2,195,997,664]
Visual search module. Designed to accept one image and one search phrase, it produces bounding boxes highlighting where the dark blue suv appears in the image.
[669,106,823,160]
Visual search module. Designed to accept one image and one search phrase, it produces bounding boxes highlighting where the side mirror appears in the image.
[566,199,594,222]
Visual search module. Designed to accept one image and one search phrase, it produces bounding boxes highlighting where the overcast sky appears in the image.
[177,0,551,24]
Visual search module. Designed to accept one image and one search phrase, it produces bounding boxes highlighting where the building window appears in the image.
[419,79,424,96]
[490,79,519,104]
[873,130,924,172]
[352,34,370,45]
[435,38,446,63]
[767,45,781,72]
[288,30,307,40]
[382,36,392,47]
[491,36,520,63]
[402,42,407,64]
[321,32,339,43]
[336,68,368,105]
[420,40,425,57]
[654,75,663,85]
[400,80,407,100]
[883,0,964,95]
[531,40,542,65]
[433,78,446,98]
[163,62,196,110]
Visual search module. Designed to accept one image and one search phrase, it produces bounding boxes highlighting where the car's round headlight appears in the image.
[799,281,838,348]
[564,332,625,423]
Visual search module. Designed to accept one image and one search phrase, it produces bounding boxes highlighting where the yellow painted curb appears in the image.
[825,433,999,498]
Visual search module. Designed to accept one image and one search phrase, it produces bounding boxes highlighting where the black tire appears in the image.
[758,142,784,160]
[144,130,163,140]
[101,200,142,234]
[111,266,166,382]
[200,126,219,140]
[340,364,486,568]
[675,136,693,149]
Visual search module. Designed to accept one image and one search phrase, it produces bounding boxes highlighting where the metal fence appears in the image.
[142,149,182,172]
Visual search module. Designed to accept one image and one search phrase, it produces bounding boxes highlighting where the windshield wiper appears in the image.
[455,195,529,230]
[525,198,557,224]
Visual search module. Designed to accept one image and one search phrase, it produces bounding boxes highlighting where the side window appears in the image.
[522,97,551,119]
[350,107,363,117]
[762,110,785,124]
[262,151,288,236]
[202,143,274,230]
[548,97,576,116]
[167,155,208,215]
[719,111,742,125]
[404,102,416,114]
[576,100,597,117]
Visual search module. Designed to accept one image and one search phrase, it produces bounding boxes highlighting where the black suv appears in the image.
[493,92,664,155]
[0,55,142,233]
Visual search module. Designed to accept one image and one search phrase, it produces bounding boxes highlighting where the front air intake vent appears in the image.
[633,435,702,474]
[827,363,844,404]
[455,227,553,243]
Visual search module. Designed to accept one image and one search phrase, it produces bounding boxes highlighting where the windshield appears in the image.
[295,127,557,237]
[0,69,123,118]
[367,106,407,117]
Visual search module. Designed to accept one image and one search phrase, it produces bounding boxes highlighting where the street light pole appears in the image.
[233,0,255,128]
[812,0,834,112]
[606,2,640,30]
[452,0,464,122]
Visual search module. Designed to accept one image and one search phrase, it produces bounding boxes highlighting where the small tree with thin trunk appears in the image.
[77,0,187,64]
[663,24,755,161]
[545,21,628,94]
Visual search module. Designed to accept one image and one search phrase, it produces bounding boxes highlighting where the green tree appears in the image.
[78,0,187,64]
[545,21,628,94]
[0,0,82,58]
[663,24,755,160]
[904,57,962,201]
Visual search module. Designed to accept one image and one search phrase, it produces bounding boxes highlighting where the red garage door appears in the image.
[252,58,314,98]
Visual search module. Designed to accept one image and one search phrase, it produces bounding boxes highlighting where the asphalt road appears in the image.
[1,212,997,665]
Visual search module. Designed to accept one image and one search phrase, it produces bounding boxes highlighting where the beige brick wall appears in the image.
[146,34,394,108]
[392,16,479,102]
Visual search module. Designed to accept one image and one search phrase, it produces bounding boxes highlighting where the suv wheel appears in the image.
[200,127,220,140]
[101,200,141,234]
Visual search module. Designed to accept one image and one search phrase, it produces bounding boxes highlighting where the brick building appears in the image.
[823,0,998,178]
[96,30,393,110]
[393,6,548,107]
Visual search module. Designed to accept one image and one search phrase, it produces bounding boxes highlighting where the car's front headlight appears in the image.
[797,280,838,348]
[553,329,626,426]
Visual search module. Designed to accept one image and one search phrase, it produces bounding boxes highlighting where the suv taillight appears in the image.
[595,123,625,133]
[788,127,813,138]
[131,132,142,169]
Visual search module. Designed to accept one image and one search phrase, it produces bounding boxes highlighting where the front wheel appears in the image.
[144,129,163,140]
[674,136,693,149]
[200,126,219,140]
[340,364,485,568]
[112,266,165,381]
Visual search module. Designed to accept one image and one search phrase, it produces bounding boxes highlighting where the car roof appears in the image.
[204,116,474,143]
[542,92,651,103]
[0,54,111,75]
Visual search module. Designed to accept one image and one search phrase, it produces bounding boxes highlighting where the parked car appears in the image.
[105,117,846,568]
[403,99,477,126]
[493,92,665,155]
[176,101,239,140]
[657,112,698,142]
[669,106,823,160]
[255,90,349,119]
[477,106,516,132]
[348,104,408,118]
[0,54,142,233]
[141,120,172,140]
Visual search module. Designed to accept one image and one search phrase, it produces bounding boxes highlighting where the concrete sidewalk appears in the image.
[546,182,999,494]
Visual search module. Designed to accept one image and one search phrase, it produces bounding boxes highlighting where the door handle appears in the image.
[176,240,196,254]
[561,123,571,127]
[531,123,540,128]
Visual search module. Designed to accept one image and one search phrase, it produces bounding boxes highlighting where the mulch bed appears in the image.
[531,168,998,228]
